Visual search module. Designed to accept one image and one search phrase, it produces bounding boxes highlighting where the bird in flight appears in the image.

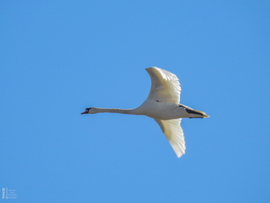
[81,67,209,158]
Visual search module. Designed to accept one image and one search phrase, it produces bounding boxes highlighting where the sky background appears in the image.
[1,1,270,202]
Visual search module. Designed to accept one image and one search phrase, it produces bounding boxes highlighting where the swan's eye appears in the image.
[86,108,91,111]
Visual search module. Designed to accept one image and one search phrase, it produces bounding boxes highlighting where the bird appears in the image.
[81,67,209,158]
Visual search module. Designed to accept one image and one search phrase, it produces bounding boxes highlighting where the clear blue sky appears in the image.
[1,1,269,202]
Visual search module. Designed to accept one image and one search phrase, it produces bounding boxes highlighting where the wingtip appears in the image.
[145,66,158,70]
[174,146,186,158]
[176,152,184,158]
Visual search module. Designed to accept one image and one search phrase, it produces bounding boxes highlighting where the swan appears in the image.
[81,67,209,158]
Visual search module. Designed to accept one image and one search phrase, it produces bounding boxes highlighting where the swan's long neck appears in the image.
[93,107,142,115]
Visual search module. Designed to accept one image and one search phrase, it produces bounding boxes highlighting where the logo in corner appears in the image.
[2,188,17,199]
[2,188,5,199]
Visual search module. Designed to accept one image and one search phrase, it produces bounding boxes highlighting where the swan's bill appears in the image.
[81,110,88,114]
[81,108,91,114]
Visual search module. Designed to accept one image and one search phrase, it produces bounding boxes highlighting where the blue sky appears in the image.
[1,1,269,202]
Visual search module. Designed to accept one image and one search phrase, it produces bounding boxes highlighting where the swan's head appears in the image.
[179,104,209,118]
[81,107,98,114]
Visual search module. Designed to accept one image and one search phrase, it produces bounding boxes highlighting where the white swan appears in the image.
[81,67,209,158]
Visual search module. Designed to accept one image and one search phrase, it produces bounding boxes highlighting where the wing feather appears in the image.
[146,67,181,104]
[154,118,186,158]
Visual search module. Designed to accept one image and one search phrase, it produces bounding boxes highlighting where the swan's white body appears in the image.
[82,67,209,158]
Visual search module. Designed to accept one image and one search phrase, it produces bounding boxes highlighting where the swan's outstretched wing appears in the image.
[146,67,181,104]
[154,118,186,158]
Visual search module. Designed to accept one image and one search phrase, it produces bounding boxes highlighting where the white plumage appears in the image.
[146,67,181,104]
[154,118,185,157]
[81,67,209,158]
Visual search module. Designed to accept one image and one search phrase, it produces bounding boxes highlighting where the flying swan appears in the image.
[81,67,209,158]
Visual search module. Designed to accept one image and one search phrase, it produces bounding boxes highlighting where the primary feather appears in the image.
[154,118,185,158]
